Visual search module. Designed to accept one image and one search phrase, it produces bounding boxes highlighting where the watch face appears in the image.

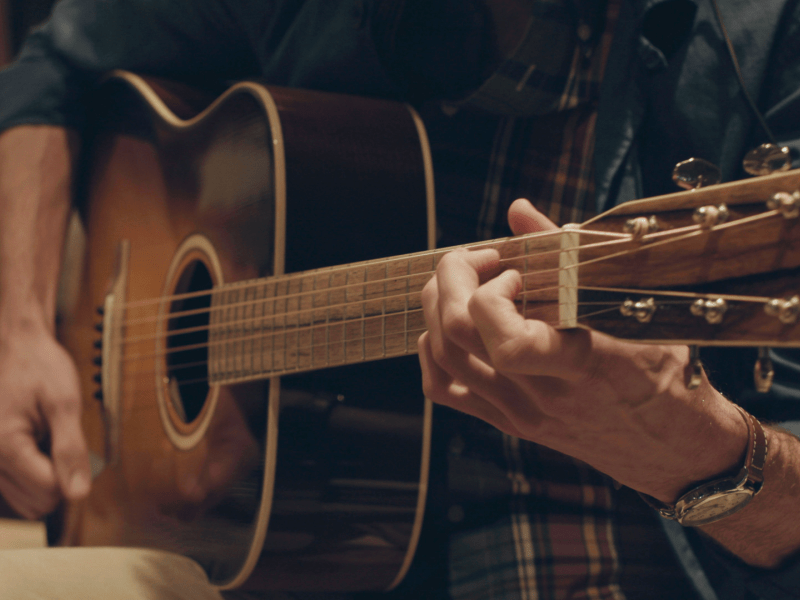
[679,489,754,527]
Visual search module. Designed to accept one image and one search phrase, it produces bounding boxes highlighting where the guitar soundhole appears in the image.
[166,259,213,423]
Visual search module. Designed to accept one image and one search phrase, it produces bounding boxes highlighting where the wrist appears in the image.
[637,376,751,504]
[0,301,55,337]
[639,404,766,527]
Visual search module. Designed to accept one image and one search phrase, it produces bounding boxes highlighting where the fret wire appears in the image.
[223,287,230,380]
[209,287,217,382]
[280,278,287,372]
[325,271,331,367]
[227,287,233,379]
[240,286,247,378]
[235,285,241,378]
[218,287,225,380]
[243,284,250,377]
[296,276,303,370]
[382,261,387,358]
[310,273,316,369]
[291,277,297,370]
[249,283,256,377]
[404,257,410,354]
[251,283,257,377]
[256,281,263,377]
[268,279,275,374]
[232,286,238,379]
[343,269,349,365]
[362,264,367,361]
[234,286,242,380]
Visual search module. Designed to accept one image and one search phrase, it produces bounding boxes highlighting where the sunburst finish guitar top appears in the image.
[59,71,435,592]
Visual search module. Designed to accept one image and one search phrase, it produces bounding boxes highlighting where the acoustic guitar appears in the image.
[58,71,800,593]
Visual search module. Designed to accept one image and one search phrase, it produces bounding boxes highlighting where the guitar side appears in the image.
[58,72,434,592]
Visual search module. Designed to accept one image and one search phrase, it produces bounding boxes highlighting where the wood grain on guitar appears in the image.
[57,70,800,592]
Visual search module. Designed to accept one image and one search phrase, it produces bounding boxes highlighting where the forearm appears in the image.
[0,125,79,331]
[701,425,800,569]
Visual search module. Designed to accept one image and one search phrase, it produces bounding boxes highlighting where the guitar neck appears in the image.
[206,231,566,384]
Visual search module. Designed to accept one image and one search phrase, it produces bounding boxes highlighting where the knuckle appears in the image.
[437,249,464,270]
[487,343,520,371]
[488,340,525,372]
[441,306,473,341]
[469,283,494,307]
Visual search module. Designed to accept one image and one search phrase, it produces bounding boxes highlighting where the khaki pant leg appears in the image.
[0,547,226,600]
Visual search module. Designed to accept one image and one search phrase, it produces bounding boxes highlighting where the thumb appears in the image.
[43,364,91,500]
[508,198,559,235]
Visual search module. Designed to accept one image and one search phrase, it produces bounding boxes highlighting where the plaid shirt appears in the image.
[418,1,700,598]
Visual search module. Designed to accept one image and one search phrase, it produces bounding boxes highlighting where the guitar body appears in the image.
[58,72,434,591]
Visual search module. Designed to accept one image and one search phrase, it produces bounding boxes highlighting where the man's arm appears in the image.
[418,198,800,570]
[0,0,273,519]
[0,125,90,519]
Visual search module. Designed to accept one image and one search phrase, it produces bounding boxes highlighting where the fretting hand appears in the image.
[417,198,748,503]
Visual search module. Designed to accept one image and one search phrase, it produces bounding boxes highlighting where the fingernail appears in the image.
[69,471,91,497]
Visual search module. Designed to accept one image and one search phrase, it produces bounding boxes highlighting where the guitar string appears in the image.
[117,209,780,352]
[119,206,771,316]
[150,295,731,381]
[117,275,773,348]
[119,288,776,369]
[118,228,601,325]
[117,210,776,332]
[118,227,569,310]
[123,290,775,385]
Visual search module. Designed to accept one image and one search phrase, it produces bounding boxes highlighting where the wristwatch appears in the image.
[639,405,767,527]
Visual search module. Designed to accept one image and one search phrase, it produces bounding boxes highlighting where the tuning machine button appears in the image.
[743,143,792,176]
[624,215,659,240]
[687,345,703,390]
[620,297,656,323]
[764,296,800,324]
[767,191,800,219]
[754,347,775,393]
[693,204,729,228]
[690,297,728,324]
[672,158,722,190]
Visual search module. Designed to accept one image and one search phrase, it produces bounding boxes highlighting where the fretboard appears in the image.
[206,232,561,385]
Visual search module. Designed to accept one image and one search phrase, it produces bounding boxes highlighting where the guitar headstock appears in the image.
[542,170,800,347]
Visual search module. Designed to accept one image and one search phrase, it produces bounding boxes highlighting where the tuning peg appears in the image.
[743,143,792,176]
[672,158,721,190]
[754,347,774,393]
[687,346,703,390]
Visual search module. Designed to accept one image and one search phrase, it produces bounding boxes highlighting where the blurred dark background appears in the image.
[1,0,56,66]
